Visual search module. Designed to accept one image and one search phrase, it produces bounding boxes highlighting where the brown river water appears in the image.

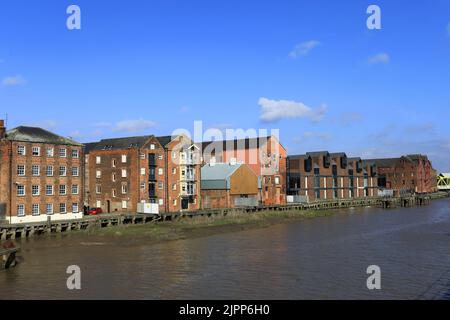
[1,198,450,300]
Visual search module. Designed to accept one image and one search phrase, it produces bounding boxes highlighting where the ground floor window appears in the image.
[96,200,102,208]
[72,203,79,213]
[60,203,66,214]
[32,204,40,216]
[17,204,25,216]
[122,201,127,209]
[46,204,53,215]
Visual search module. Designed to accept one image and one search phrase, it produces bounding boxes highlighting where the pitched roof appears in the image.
[329,152,347,158]
[200,136,272,152]
[91,135,153,151]
[364,158,400,167]
[156,135,173,147]
[201,163,243,190]
[5,126,82,146]
[83,142,99,154]
[306,151,330,157]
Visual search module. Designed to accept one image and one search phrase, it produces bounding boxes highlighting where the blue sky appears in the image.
[0,0,449,170]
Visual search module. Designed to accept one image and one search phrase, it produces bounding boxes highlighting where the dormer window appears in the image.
[341,156,347,169]
[304,157,312,172]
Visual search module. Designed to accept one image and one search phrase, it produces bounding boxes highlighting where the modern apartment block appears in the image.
[366,155,437,196]
[0,120,84,223]
[286,151,378,202]
[200,135,286,205]
[86,134,200,213]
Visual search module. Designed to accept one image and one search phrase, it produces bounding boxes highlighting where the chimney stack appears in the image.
[0,119,5,139]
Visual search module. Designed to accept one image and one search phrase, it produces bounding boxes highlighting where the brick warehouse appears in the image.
[0,120,84,223]
[85,134,200,213]
[200,135,287,206]
[366,155,437,196]
[201,162,260,209]
[286,151,378,202]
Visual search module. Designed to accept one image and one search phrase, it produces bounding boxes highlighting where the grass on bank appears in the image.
[76,208,335,243]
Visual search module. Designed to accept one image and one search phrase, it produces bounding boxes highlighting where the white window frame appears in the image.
[32,204,40,216]
[59,185,67,195]
[96,156,101,164]
[158,168,163,176]
[72,167,79,176]
[17,145,26,156]
[32,185,40,196]
[46,204,53,215]
[121,169,127,178]
[59,166,67,177]
[32,165,40,176]
[17,165,25,176]
[96,170,102,179]
[46,147,54,157]
[46,165,54,177]
[72,184,79,195]
[46,185,54,196]
[32,146,41,156]
[59,203,67,214]
[59,148,67,158]
[122,200,127,209]
[121,154,127,163]
[72,203,79,213]
[17,185,25,196]
[17,204,25,216]
[140,168,146,175]
[121,184,127,194]
[71,149,79,158]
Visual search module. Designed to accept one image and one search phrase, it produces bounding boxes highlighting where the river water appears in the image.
[1,198,450,300]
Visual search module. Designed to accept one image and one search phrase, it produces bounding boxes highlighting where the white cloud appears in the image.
[288,40,321,59]
[293,131,331,144]
[2,75,26,86]
[258,97,327,123]
[114,119,156,133]
[368,53,390,64]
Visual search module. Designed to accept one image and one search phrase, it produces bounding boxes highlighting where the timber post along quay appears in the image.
[1,246,19,270]
[0,192,448,240]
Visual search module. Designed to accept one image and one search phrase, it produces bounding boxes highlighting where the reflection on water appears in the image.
[1,198,450,300]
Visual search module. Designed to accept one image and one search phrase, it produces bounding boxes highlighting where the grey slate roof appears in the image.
[201,163,242,190]
[199,136,272,152]
[83,142,99,154]
[330,152,347,158]
[364,158,400,168]
[156,135,173,147]
[91,135,153,151]
[5,126,82,146]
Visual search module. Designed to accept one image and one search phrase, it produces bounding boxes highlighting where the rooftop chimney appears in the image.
[0,119,5,139]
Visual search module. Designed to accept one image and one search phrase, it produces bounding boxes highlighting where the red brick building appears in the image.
[200,135,286,205]
[86,134,200,213]
[0,120,84,223]
[286,151,378,202]
[367,155,437,196]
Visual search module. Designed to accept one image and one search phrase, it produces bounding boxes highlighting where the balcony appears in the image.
[180,183,196,196]
[181,173,196,181]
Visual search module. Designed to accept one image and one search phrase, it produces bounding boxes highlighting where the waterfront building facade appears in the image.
[200,135,286,206]
[86,134,201,213]
[201,162,259,209]
[367,155,437,196]
[0,121,84,223]
[286,151,378,202]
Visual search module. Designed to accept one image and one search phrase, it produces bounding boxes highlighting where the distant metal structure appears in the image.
[437,173,450,191]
